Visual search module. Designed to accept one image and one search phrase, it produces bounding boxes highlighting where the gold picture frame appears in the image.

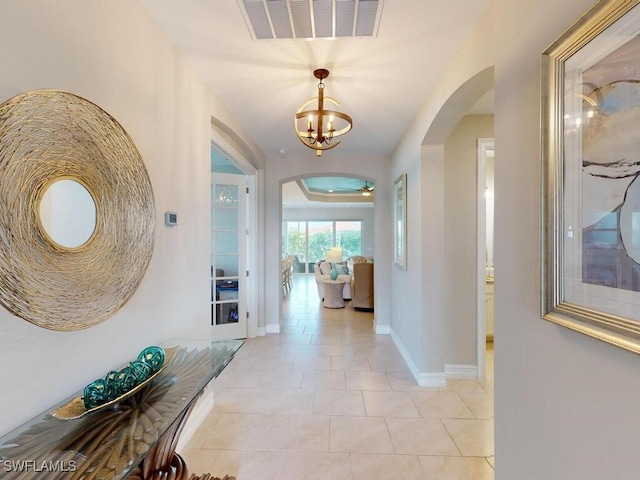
[542,0,640,352]
[394,173,407,269]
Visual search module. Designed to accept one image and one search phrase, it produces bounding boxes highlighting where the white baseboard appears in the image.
[416,372,447,386]
[445,364,478,379]
[176,385,214,452]
[375,323,390,334]
[265,323,280,334]
[389,329,446,387]
[256,326,266,336]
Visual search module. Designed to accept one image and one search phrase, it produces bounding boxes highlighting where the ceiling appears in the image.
[303,176,373,194]
[282,177,374,208]
[138,0,492,159]
[291,176,374,207]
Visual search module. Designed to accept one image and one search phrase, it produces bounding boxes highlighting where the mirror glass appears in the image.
[39,179,97,249]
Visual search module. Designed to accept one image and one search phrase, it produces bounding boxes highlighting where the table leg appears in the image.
[127,396,235,480]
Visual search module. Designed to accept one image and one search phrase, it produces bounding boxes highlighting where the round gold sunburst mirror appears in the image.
[0,89,156,331]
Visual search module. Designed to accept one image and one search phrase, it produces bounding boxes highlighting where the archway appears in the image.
[280,173,376,316]
[421,66,495,379]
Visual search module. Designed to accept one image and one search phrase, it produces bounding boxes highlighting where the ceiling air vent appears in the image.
[238,0,384,40]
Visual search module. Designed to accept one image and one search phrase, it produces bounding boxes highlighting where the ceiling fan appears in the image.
[331,180,375,196]
[359,181,375,196]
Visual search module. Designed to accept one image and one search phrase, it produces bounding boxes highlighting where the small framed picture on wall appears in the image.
[394,173,407,269]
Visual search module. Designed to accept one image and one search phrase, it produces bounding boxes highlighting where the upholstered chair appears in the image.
[351,262,374,310]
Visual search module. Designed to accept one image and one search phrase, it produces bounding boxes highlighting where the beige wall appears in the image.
[264,153,391,333]
[0,1,251,435]
[3,1,638,476]
[393,0,640,477]
[444,114,494,366]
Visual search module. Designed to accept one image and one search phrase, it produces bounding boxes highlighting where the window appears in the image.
[284,221,307,273]
[308,221,333,264]
[335,221,362,258]
[283,220,363,272]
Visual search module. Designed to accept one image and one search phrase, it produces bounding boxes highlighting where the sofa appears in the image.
[351,262,374,311]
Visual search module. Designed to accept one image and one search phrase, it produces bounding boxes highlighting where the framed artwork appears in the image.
[542,0,640,352]
[394,173,407,269]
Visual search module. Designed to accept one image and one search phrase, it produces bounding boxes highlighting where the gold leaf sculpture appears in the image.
[0,89,155,330]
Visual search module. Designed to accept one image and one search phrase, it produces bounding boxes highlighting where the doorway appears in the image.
[476,138,494,379]
[211,172,247,340]
[210,140,258,340]
[280,175,375,308]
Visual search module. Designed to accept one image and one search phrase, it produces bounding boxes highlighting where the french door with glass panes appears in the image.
[211,173,246,340]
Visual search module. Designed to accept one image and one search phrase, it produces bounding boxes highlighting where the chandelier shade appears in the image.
[294,69,353,156]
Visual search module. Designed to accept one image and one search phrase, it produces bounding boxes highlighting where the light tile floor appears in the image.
[180,275,494,479]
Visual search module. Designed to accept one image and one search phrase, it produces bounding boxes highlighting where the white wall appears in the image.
[394,0,640,478]
[265,153,391,333]
[0,1,234,435]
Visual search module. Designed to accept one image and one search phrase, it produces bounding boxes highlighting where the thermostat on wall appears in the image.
[164,211,177,226]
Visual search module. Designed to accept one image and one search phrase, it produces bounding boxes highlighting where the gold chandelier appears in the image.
[294,69,353,156]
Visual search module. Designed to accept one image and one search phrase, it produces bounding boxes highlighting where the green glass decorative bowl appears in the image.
[51,347,175,420]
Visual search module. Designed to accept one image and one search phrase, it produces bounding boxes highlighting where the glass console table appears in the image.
[0,339,243,479]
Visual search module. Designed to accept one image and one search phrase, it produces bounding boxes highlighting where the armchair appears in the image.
[351,262,374,311]
[314,260,352,300]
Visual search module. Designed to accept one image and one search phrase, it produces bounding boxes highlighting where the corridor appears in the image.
[180,275,494,479]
